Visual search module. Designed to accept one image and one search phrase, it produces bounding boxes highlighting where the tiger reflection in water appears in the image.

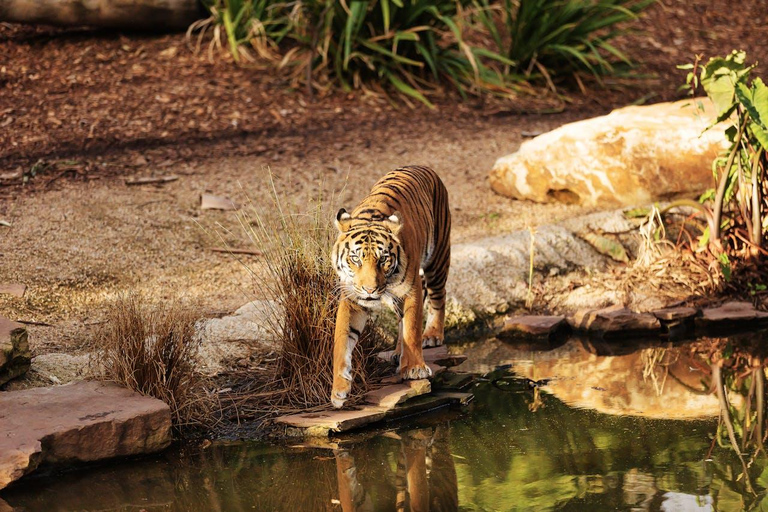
[333,424,458,512]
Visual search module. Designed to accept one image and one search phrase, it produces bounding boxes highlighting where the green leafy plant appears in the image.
[194,0,652,103]
[192,0,291,62]
[678,51,768,259]
[476,0,654,87]
[283,0,518,106]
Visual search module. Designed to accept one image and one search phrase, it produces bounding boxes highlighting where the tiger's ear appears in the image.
[383,212,402,235]
[335,208,352,232]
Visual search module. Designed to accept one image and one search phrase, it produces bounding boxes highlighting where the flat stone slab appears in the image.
[376,345,466,368]
[698,302,768,324]
[364,380,431,409]
[0,381,172,490]
[275,407,389,437]
[274,390,472,437]
[498,315,567,340]
[568,306,660,337]
[0,316,30,386]
[652,307,698,321]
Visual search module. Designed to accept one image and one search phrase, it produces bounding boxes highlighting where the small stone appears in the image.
[498,315,567,340]
[0,316,31,386]
[652,307,698,321]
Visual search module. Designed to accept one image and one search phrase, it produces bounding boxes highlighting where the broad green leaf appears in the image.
[736,82,768,131]
[753,124,768,149]
[581,233,629,263]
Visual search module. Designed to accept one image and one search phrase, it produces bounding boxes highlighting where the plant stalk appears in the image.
[713,361,755,495]
[712,116,748,243]
[751,148,764,251]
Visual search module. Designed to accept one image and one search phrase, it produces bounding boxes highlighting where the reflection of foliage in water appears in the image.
[450,381,713,511]
[691,330,768,510]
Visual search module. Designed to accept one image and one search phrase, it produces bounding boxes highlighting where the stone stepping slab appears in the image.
[364,379,431,409]
[0,380,172,490]
[376,345,467,368]
[567,305,661,338]
[501,301,768,343]
[274,391,472,438]
[696,302,768,331]
[498,315,568,341]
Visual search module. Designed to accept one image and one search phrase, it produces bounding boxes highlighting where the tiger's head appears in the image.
[332,208,406,307]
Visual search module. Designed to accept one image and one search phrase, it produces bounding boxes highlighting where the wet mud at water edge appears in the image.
[4,331,768,511]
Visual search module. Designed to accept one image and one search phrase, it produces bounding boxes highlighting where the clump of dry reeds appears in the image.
[95,293,217,433]
[230,187,388,414]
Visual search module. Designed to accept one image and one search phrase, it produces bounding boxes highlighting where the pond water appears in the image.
[3,334,768,511]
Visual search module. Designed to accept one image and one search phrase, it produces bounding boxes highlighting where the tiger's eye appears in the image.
[349,254,361,266]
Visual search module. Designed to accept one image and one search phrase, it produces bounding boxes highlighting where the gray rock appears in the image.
[197,300,279,374]
[0,317,31,386]
[447,225,607,321]
[0,380,171,489]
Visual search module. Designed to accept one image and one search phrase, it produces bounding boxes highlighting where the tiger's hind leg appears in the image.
[421,248,449,348]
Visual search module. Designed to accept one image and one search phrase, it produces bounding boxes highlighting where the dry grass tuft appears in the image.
[95,293,217,433]
[219,185,389,419]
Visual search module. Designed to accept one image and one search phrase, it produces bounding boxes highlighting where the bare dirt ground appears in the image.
[0,0,766,357]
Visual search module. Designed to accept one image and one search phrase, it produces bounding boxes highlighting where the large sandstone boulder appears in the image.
[490,98,728,206]
[0,381,172,489]
[0,317,31,386]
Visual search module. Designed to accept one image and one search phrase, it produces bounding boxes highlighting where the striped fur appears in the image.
[330,166,451,409]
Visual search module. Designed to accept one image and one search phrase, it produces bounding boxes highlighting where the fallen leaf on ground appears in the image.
[580,233,630,263]
[201,193,238,211]
[125,175,179,186]
[210,247,262,255]
[0,284,26,297]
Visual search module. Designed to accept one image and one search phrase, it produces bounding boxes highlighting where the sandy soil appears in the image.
[0,0,766,356]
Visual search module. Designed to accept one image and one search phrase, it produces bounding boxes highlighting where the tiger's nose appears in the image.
[362,286,376,294]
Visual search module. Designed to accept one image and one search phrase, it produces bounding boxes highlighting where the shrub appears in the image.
[195,0,652,103]
[282,0,515,105]
[682,51,768,257]
[95,293,216,433]
[477,0,654,85]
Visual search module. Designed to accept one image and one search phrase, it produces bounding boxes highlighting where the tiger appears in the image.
[330,165,451,409]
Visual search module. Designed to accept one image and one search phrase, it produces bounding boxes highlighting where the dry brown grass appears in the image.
[94,293,217,433]
[217,186,389,419]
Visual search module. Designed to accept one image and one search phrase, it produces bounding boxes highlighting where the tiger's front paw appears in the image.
[400,362,432,380]
[421,334,444,348]
[422,326,444,348]
[331,377,352,409]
